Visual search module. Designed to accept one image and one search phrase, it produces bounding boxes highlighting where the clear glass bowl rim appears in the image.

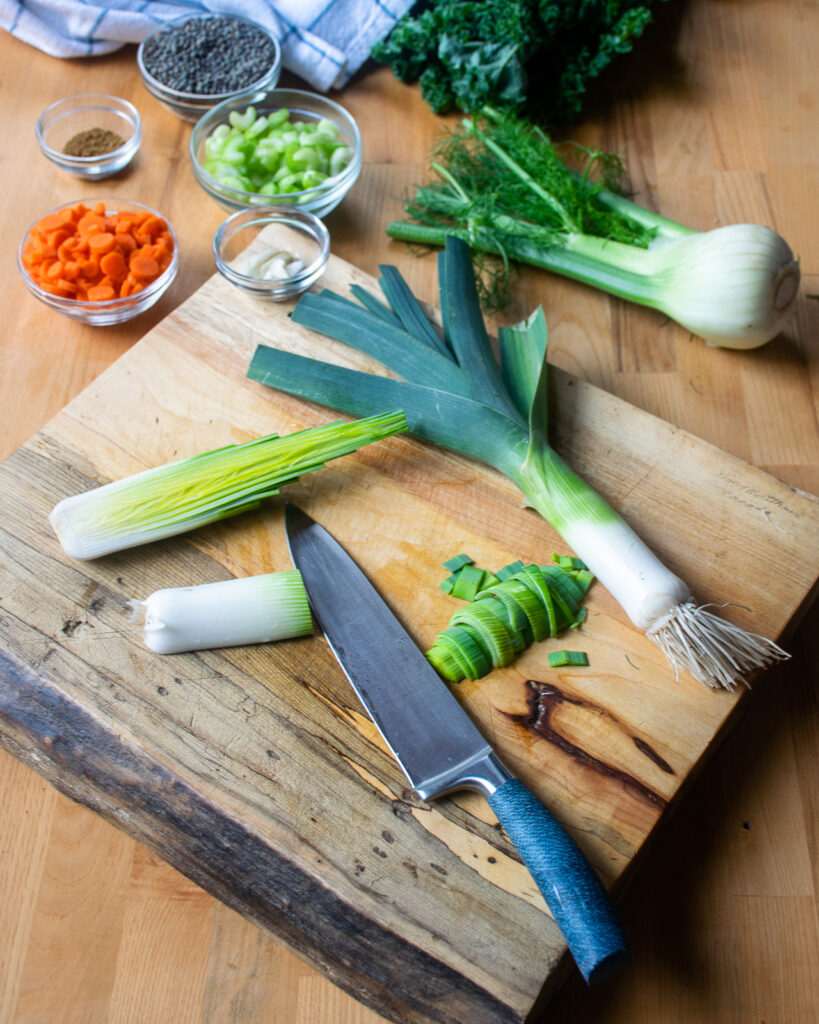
[36,93,142,165]
[17,196,179,312]
[212,205,330,292]
[137,13,282,104]
[189,87,362,208]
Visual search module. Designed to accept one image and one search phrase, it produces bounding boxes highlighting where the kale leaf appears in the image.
[372,0,668,124]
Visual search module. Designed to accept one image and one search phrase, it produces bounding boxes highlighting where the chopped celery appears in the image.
[201,105,353,199]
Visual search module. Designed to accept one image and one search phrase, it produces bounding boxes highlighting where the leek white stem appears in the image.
[514,444,790,690]
[130,571,313,654]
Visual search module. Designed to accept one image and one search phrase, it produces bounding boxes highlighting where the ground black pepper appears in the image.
[62,127,125,157]
[141,16,278,95]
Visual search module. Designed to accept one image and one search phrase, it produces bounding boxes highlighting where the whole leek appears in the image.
[50,412,406,559]
[385,109,800,349]
[247,237,788,690]
[130,571,313,654]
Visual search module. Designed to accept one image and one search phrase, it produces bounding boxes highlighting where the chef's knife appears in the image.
[285,504,629,983]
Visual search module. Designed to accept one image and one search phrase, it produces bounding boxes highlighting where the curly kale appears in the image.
[372,0,668,124]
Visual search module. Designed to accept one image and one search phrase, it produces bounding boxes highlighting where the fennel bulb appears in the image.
[385,108,800,349]
[247,237,789,690]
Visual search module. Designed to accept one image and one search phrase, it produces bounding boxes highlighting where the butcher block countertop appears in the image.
[1,3,818,1023]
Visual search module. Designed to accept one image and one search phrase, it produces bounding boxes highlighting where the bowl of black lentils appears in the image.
[137,13,282,123]
[190,88,362,218]
[36,94,142,180]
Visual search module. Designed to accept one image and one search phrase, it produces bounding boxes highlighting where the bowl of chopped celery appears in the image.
[213,205,330,300]
[190,88,362,218]
[36,94,142,180]
[137,13,282,122]
[17,197,178,325]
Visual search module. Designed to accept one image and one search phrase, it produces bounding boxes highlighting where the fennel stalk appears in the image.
[386,109,800,349]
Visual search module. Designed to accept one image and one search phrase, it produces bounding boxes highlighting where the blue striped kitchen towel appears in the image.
[0,0,414,90]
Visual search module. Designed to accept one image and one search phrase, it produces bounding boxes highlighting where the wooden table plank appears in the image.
[1,1,818,1021]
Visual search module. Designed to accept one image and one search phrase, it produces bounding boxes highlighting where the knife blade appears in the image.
[285,504,629,984]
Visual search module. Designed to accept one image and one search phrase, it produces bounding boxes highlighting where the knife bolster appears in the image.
[415,750,513,801]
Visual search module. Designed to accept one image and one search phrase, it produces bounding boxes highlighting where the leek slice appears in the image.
[442,553,474,572]
[247,238,789,689]
[50,411,406,559]
[549,650,590,668]
[131,570,313,654]
[450,564,486,601]
[425,560,593,683]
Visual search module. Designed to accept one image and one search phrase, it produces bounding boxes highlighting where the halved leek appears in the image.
[50,411,406,559]
[130,570,313,654]
[247,237,788,689]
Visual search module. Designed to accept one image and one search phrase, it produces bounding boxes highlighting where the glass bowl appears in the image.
[137,13,281,123]
[213,206,330,301]
[190,88,362,218]
[17,197,178,326]
[36,94,141,180]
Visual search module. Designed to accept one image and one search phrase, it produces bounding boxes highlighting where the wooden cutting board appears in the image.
[0,251,817,1024]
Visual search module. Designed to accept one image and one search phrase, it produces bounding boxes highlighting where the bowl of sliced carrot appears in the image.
[17,197,178,325]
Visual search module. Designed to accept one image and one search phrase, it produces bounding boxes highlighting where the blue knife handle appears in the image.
[488,777,629,983]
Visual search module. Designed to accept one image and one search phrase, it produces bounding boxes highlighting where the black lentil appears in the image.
[141,16,278,96]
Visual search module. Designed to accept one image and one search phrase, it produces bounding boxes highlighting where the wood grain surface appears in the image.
[1,2,818,1022]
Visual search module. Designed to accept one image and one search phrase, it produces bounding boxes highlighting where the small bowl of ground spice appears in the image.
[36,94,142,180]
[137,13,282,123]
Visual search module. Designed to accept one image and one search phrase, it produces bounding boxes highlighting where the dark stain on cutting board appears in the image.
[511,680,671,809]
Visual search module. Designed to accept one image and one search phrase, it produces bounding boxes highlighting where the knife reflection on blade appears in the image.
[285,504,629,984]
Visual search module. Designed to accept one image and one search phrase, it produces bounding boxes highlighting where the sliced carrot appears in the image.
[130,254,160,280]
[88,232,116,254]
[79,257,100,279]
[115,231,137,254]
[58,238,80,262]
[86,283,117,301]
[77,213,107,236]
[100,250,128,281]
[37,210,72,233]
[24,203,172,303]
[48,228,71,250]
[140,215,167,236]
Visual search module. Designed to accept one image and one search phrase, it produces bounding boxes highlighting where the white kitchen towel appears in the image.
[0,0,413,90]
